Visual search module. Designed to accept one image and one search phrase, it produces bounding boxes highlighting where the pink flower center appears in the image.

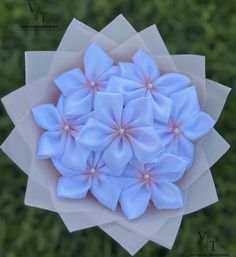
[147,83,153,90]
[89,168,96,174]
[89,81,96,88]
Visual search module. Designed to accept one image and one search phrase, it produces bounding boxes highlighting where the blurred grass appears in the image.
[0,0,235,256]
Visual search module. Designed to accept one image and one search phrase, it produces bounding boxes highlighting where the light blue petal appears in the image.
[148,154,188,182]
[171,86,200,122]
[106,76,145,103]
[133,49,160,81]
[77,118,114,152]
[56,95,65,117]
[94,92,124,126]
[122,97,153,127]
[32,104,62,130]
[120,182,151,220]
[127,127,163,163]
[102,137,133,174]
[119,62,143,82]
[97,65,120,82]
[151,92,173,122]
[52,158,82,177]
[37,131,66,159]
[54,68,87,96]
[91,174,121,210]
[57,175,92,199]
[64,89,93,118]
[150,181,183,209]
[182,111,215,141]
[70,111,94,127]
[166,135,194,164]
[61,134,90,170]
[84,43,113,81]
[122,163,142,178]
[154,123,175,146]
[155,73,191,96]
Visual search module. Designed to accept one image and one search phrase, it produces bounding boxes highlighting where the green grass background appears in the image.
[0,0,235,256]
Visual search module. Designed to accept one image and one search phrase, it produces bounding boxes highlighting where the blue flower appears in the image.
[119,154,188,220]
[32,96,91,170]
[154,86,215,164]
[77,92,163,174]
[54,42,120,118]
[107,49,191,122]
[54,152,121,211]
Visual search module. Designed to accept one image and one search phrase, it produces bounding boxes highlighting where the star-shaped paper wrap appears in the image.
[1,15,231,255]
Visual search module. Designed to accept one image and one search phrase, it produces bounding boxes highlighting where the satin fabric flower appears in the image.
[32,96,91,170]
[77,92,162,174]
[54,152,121,211]
[155,86,215,164]
[54,42,119,118]
[107,49,191,122]
[120,154,188,220]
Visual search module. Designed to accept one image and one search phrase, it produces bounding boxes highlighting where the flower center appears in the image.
[147,83,153,90]
[90,81,96,87]
[174,127,180,134]
[144,174,150,180]
[89,168,96,174]
[64,125,70,131]
[119,128,125,134]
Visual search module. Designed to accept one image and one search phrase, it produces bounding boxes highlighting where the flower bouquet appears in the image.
[1,15,231,255]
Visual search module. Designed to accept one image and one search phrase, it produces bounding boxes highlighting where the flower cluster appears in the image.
[32,42,215,219]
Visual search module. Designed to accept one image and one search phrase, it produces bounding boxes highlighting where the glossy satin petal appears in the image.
[171,86,200,121]
[97,66,120,81]
[119,62,143,82]
[77,118,114,152]
[120,182,151,220]
[128,127,162,163]
[91,174,121,210]
[122,97,153,127]
[54,68,87,96]
[150,181,183,209]
[94,92,123,126]
[32,104,62,130]
[57,175,92,199]
[102,137,133,174]
[154,123,175,146]
[37,131,66,159]
[182,112,215,141]
[106,76,145,102]
[61,134,90,170]
[52,158,81,177]
[64,89,93,118]
[84,43,113,81]
[155,73,191,96]
[151,91,173,122]
[133,49,160,81]
[149,154,188,182]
